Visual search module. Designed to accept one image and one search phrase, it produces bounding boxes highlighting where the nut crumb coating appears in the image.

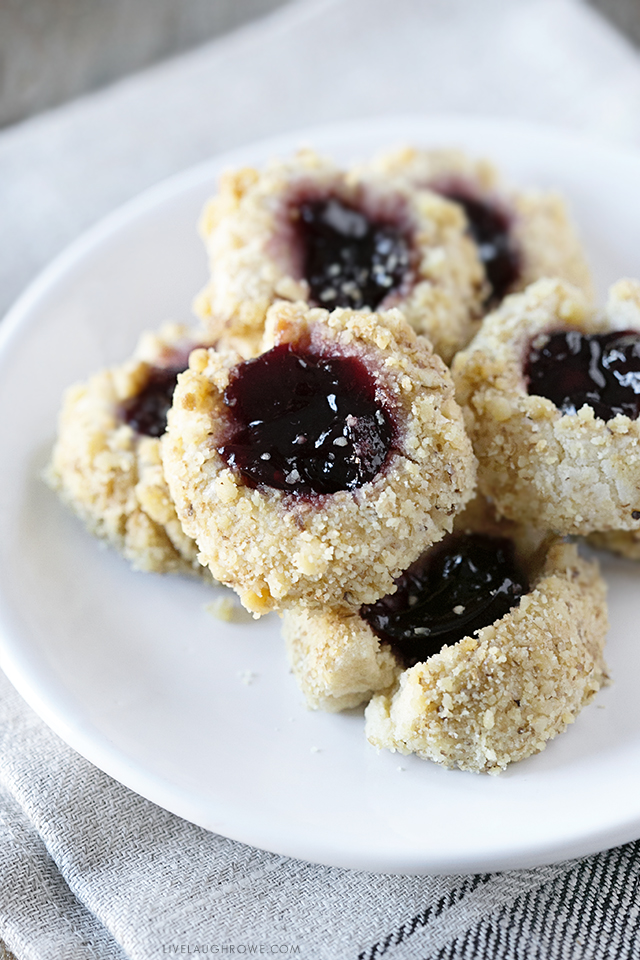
[365,542,608,773]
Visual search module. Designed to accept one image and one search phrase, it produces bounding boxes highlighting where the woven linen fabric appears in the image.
[3,0,640,958]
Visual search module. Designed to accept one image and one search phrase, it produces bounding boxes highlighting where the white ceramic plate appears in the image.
[2,116,640,876]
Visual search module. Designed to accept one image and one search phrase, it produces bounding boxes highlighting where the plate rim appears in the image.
[3,114,640,874]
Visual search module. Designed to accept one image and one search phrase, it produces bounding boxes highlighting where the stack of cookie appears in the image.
[50,146,622,773]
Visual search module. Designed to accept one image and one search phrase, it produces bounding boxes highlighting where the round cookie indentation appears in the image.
[162,302,477,614]
[218,342,395,494]
[296,196,412,311]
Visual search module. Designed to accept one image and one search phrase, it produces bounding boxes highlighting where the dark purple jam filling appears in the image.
[360,532,528,668]
[525,329,640,421]
[436,189,520,306]
[296,197,411,311]
[121,365,184,438]
[218,343,394,495]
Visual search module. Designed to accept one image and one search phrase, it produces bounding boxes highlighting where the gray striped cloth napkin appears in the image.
[1,667,638,959]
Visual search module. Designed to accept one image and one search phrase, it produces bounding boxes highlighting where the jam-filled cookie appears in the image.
[453,278,640,535]
[362,505,608,773]
[162,302,477,615]
[362,146,594,312]
[284,499,544,712]
[48,324,212,575]
[194,149,485,362]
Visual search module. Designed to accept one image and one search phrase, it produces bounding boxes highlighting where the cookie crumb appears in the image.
[205,595,253,623]
[237,670,258,686]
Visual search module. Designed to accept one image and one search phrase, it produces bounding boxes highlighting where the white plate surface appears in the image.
[2,116,640,875]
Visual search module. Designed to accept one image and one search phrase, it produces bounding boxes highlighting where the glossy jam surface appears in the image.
[360,532,528,667]
[218,343,394,494]
[526,329,640,421]
[437,189,520,305]
[121,366,183,438]
[297,197,411,311]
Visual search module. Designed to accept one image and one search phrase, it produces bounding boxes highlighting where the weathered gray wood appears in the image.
[587,0,640,47]
[0,0,290,128]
